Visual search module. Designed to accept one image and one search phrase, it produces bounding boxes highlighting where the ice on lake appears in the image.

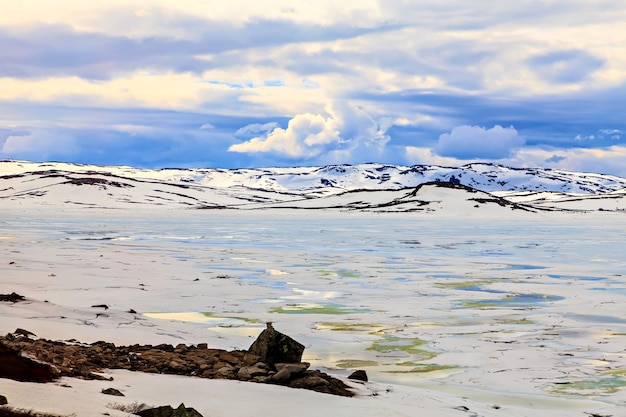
[2,209,626,405]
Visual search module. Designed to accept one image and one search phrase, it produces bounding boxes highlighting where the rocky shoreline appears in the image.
[0,324,355,398]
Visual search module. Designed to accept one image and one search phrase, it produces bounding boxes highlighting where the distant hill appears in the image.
[2,160,626,212]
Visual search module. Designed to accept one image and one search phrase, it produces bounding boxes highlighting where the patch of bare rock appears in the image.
[0,323,354,397]
[0,293,25,303]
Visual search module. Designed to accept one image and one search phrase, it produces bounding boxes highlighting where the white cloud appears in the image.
[1,1,626,171]
[406,143,626,178]
[404,146,465,167]
[509,146,626,177]
[229,103,390,162]
[235,122,280,137]
[1,131,78,160]
[435,125,525,159]
[229,111,341,158]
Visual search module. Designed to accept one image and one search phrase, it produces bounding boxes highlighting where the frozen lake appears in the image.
[2,209,626,406]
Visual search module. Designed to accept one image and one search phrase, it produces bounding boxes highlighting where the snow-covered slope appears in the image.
[2,160,626,212]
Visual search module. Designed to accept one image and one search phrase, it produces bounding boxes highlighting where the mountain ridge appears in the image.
[2,160,626,212]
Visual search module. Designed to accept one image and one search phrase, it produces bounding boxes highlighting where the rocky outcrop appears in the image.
[101,388,125,396]
[0,293,25,303]
[348,370,368,382]
[136,403,203,417]
[0,341,58,382]
[0,327,354,397]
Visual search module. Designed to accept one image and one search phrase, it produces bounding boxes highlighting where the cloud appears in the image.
[235,122,280,138]
[229,103,391,162]
[406,143,626,178]
[0,19,394,80]
[545,154,566,163]
[434,125,524,159]
[229,112,341,158]
[1,2,626,174]
[511,146,626,177]
[1,130,79,160]
[527,49,604,84]
[0,104,259,167]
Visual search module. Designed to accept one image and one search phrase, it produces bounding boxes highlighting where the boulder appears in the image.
[237,364,269,380]
[0,341,58,382]
[269,368,291,383]
[248,323,304,365]
[12,329,36,339]
[348,370,368,382]
[101,387,125,396]
[136,403,203,417]
[0,395,7,405]
[275,362,309,375]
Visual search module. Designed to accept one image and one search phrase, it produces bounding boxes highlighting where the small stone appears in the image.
[216,365,234,377]
[101,388,124,396]
[196,343,208,350]
[275,362,310,375]
[174,344,188,353]
[269,368,291,383]
[12,328,36,338]
[217,351,241,364]
[237,367,252,379]
[348,370,368,382]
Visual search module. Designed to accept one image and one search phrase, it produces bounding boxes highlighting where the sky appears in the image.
[0,1,625,175]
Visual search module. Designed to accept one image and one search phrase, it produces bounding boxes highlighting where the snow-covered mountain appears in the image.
[2,160,626,212]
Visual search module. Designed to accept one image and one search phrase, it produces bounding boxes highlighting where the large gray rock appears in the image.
[248,323,304,365]
[348,370,368,382]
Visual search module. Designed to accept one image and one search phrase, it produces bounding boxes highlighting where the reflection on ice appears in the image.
[144,312,263,328]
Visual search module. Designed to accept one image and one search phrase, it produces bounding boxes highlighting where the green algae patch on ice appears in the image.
[455,293,564,310]
[550,377,626,396]
[315,269,360,278]
[494,317,535,325]
[604,369,626,377]
[314,321,386,333]
[434,280,498,290]
[269,304,374,315]
[334,359,380,369]
[385,363,459,374]
[366,336,437,360]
